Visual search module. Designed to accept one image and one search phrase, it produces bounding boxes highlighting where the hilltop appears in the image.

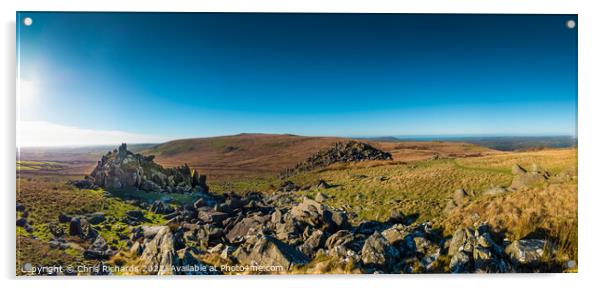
[141,133,499,181]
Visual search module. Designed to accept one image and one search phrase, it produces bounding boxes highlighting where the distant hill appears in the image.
[141,133,498,180]
[368,136,577,151]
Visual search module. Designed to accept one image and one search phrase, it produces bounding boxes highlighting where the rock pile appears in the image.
[88,143,208,194]
[282,141,392,177]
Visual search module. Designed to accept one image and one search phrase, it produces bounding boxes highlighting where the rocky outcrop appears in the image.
[282,141,392,177]
[88,143,207,194]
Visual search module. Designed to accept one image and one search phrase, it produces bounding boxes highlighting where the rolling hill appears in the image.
[141,133,500,181]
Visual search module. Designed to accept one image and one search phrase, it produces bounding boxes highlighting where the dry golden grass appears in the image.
[456,148,577,174]
[443,182,577,263]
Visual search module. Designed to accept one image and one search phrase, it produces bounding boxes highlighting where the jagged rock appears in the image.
[505,239,551,267]
[233,235,309,271]
[88,143,207,194]
[298,229,328,258]
[325,230,354,249]
[361,232,400,271]
[197,208,229,225]
[448,224,510,273]
[283,141,392,176]
[197,224,225,248]
[225,214,270,243]
[381,225,407,246]
[330,210,350,230]
[450,251,472,273]
[291,197,326,227]
[139,226,179,275]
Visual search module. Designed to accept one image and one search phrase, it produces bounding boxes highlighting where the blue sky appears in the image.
[17,13,577,145]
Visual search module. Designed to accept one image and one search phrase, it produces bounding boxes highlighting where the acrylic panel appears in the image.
[16,12,578,275]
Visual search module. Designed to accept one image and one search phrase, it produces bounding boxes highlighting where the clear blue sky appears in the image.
[17,13,577,143]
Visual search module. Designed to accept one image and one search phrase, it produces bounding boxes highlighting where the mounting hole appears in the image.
[566,19,576,29]
[23,17,33,26]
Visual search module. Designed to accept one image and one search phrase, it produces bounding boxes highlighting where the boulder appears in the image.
[197,209,229,225]
[448,224,510,273]
[139,226,179,275]
[505,239,551,267]
[225,214,270,243]
[298,229,328,258]
[69,217,97,240]
[325,230,354,249]
[233,235,309,271]
[509,164,549,190]
[86,212,106,225]
[361,232,400,271]
[453,188,468,205]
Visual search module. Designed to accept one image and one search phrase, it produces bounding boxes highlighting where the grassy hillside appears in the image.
[285,148,577,263]
[141,133,498,182]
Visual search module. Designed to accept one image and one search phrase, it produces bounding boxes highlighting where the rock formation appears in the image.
[282,141,392,177]
[88,143,208,194]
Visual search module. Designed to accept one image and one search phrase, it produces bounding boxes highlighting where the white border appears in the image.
[1,1,600,288]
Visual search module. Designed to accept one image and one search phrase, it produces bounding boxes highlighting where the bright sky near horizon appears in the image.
[17,13,577,146]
